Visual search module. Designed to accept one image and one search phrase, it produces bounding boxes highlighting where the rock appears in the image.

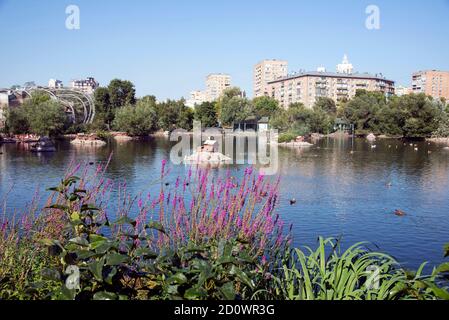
[184,151,232,164]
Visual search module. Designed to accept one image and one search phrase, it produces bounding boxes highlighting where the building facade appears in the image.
[412,70,449,100]
[48,79,63,88]
[266,71,395,109]
[70,77,99,94]
[253,59,288,98]
[395,85,412,96]
[205,73,231,101]
[263,55,395,109]
[186,90,207,108]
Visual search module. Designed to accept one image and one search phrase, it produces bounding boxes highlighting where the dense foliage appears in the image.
[194,102,218,128]
[341,91,443,137]
[113,98,158,136]
[5,92,69,136]
[4,82,449,139]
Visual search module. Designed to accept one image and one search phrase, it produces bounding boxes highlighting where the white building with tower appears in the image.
[336,54,354,74]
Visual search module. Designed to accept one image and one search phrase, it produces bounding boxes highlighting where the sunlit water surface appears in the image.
[1,137,449,270]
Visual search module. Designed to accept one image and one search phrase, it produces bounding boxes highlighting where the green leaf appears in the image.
[145,221,166,234]
[220,282,236,300]
[74,250,96,260]
[93,291,118,300]
[94,241,117,254]
[184,287,207,300]
[134,247,158,259]
[444,244,449,258]
[435,262,449,274]
[230,265,254,290]
[89,234,109,250]
[69,194,81,202]
[60,286,76,300]
[113,216,136,227]
[63,176,80,187]
[69,237,89,247]
[105,253,129,266]
[47,186,63,193]
[81,204,100,212]
[70,212,81,222]
[167,273,187,285]
[45,204,68,211]
[88,259,104,281]
[104,267,117,285]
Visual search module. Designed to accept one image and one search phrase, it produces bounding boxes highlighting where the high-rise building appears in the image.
[253,59,288,98]
[412,70,449,100]
[70,77,99,94]
[205,73,231,101]
[264,55,394,108]
[266,71,395,109]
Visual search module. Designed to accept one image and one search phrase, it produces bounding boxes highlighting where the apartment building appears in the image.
[395,85,412,96]
[266,71,395,109]
[205,73,231,101]
[264,55,395,108]
[186,90,207,108]
[253,59,288,98]
[70,77,99,94]
[412,70,449,100]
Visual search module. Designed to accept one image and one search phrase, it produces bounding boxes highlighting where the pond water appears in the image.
[1,137,449,270]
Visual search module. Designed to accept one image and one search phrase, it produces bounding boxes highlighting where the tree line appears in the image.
[3,80,449,139]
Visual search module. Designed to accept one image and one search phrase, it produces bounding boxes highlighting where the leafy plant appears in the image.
[269,237,447,300]
[41,176,166,300]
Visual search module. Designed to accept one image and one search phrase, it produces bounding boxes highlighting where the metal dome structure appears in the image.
[14,87,96,124]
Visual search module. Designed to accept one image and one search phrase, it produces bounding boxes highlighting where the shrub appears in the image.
[278,133,297,143]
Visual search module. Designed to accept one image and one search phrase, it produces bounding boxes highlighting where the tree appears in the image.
[390,93,439,138]
[108,79,136,109]
[252,96,279,118]
[270,102,329,136]
[269,109,289,132]
[29,101,68,136]
[217,87,251,127]
[342,91,387,133]
[6,97,68,136]
[113,99,158,136]
[194,102,218,128]
[6,107,30,134]
[155,99,193,131]
[93,87,111,130]
[314,97,337,115]
[309,108,334,134]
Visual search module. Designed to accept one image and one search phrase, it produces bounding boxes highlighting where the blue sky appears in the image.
[0,0,448,99]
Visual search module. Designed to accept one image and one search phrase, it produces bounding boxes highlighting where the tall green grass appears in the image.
[266,237,449,300]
